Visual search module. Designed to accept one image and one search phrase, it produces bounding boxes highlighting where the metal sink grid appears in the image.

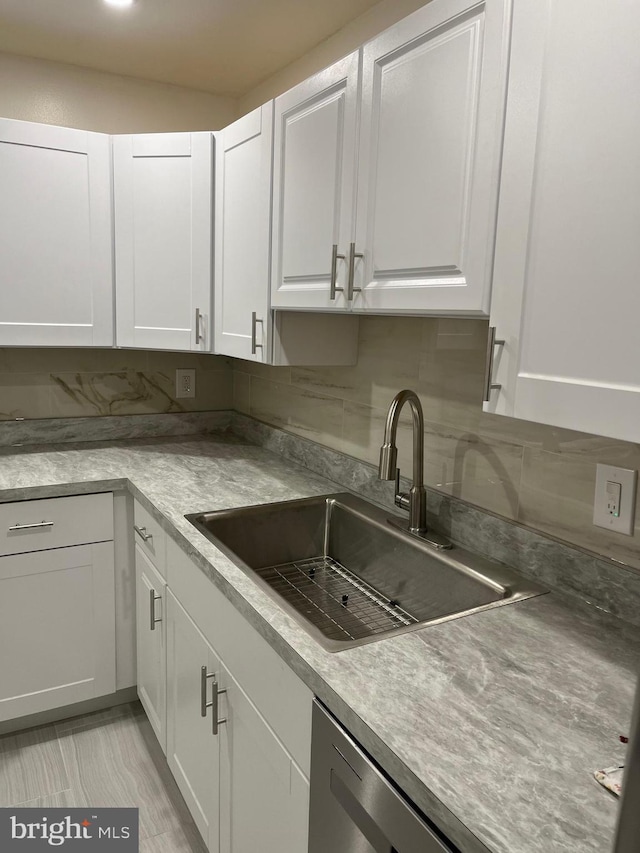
[256,555,418,642]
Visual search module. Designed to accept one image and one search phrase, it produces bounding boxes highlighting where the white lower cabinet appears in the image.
[166,591,220,850]
[0,541,116,723]
[219,663,309,853]
[143,539,312,853]
[0,493,116,724]
[135,543,167,752]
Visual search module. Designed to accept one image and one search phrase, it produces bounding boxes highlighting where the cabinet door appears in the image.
[166,590,220,852]
[353,0,510,315]
[214,105,273,360]
[0,543,116,722]
[0,119,113,346]
[271,52,360,311]
[219,663,309,853]
[485,0,640,443]
[114,132,213,351]
[135,544,166,752]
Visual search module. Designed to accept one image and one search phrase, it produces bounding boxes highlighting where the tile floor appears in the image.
[0,701,207,852]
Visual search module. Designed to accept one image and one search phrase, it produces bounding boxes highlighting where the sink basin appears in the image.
[186,493,546,652]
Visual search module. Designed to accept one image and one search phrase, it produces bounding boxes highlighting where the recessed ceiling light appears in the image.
[104,0,136,8]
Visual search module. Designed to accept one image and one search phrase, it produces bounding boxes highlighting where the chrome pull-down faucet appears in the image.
[378,390,452,550]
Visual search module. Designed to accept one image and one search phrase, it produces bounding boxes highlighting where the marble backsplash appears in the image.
[1,322,637,577]
[0,348,233,419]
[232,316,640,574]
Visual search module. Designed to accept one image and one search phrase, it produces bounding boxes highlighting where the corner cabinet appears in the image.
[214,104,359,365]
[485,0,640,443]
[0,119,113,347]
[214,105,273,360]
[271,0,510,316]
[113,132,214,351]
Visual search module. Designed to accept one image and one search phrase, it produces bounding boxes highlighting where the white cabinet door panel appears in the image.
[486,0,640,442]
[0,119,113,346]
[114,132,213,351]
[220,663,309,853]
[0,542,116,722]
[271,52,360,310]
[135,544,166,753]
[354,0,509,314]
[215,105,273,360]
[166,536,313,778]
[166,590,219,852]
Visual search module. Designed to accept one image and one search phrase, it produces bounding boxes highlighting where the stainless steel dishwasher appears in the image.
[309,700,455,853]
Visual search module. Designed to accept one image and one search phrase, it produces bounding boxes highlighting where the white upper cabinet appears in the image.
[215,105,273,360]
[270,0,509,316]
[353,0,509,314]
[271,52,360,311]
[114,132,213,351]
[485,0,640,443]
[0,119,113,347]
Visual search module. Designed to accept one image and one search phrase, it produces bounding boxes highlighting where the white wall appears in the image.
[237,0,430,115]
[0,52,237,133]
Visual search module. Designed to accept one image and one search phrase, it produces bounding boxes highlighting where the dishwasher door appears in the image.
[309,700,453,853]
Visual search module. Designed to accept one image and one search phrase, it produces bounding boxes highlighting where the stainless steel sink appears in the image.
[186,493,546,652]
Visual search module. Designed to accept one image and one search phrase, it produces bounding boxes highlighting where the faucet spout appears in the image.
[378,390,427,534]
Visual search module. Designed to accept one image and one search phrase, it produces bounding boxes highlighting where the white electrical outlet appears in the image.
[593,464,637,535]
[175,368,196,399]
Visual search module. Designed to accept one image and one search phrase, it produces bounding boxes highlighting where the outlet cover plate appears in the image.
[593,464,637,535]
[175,368,196,399]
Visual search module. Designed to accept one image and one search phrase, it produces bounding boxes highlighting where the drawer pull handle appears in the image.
[201,666,227,736]
[8,521,54,532]
[134,525,153,542]
[149,589,162,631]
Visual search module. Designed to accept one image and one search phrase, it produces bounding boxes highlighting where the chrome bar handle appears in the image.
[483,326,505,402]
[8,520,54,532]
[200,666,227,735]
[211,679,227,737]
[195,308,202,345]
[201,665,214,718]
[251,312,264,356]
[347,242,363,301]
[149,589,162,631]
[134,524,152,542]
[329,244,345,300]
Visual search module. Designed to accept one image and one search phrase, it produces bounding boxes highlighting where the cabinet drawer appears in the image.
[133,500,166,577]
[0,493,114,557]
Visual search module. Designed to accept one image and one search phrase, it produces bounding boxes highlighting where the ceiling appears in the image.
[0,0,384,97]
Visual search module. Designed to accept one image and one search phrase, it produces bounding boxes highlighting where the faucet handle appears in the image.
[394,468,410,511]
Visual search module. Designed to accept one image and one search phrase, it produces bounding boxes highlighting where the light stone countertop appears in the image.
[0,432,637,853]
